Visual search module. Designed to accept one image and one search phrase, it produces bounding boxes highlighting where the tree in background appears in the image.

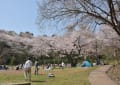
[96,25,120,63]
[10,56,15,69]
[38,0,120,36]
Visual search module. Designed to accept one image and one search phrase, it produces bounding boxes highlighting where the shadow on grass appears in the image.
[31,80,46,83]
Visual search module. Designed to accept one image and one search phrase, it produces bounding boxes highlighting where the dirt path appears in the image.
[89,65,117,85]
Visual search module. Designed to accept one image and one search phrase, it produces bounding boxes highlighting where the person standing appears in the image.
[61,61,65,69]
[24,57,32,81]
[34,60,39,75]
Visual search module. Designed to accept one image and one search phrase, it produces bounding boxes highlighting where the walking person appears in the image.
[34,60,39,75]
[24,57,32,81]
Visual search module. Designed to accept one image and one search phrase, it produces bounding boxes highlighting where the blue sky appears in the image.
[0,0,53,36]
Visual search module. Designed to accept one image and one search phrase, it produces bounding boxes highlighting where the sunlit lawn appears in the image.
[0,67,97,85]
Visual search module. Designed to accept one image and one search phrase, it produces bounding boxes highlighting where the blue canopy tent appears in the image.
[81,60,92,67]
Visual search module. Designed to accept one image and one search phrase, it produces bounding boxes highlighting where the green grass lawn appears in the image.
[0,67,96,85]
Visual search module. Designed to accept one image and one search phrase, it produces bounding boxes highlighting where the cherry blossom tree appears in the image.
[38,0,120,36]
[96,25,120,63]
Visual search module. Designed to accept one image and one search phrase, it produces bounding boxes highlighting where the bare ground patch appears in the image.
[107,65,120,85]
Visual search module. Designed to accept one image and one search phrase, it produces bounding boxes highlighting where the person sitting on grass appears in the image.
[24,57,32,81]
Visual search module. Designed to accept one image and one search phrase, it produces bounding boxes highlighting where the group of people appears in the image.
[23,57,65,82]
[23,57,39,81]
[0,65,8,70]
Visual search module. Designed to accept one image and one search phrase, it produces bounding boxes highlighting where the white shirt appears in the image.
[61,62,65,67]
[24,60,32,69]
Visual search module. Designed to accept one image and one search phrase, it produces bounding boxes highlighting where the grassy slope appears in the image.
[0,67,96,85]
